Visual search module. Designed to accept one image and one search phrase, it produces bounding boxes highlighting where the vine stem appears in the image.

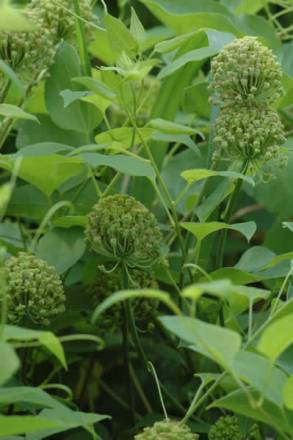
[215,160,250,269]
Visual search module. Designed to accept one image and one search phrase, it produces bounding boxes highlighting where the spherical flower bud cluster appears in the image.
[211,37,286,168]
[28,0,95,44]
[0,0,95,87]
[135,420,199,440]
[208,416,261,440]
[214,105,286,165]
[85,194,162,269]
[210,37,283,106]
[90,267,158,333]
[4,252,65,326]
[0,7,56,85]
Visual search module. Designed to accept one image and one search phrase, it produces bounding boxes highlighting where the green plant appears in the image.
[0,0,292,439]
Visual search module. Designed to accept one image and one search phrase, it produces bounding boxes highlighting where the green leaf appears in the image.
[0,154,86,197]
[104,14,138,58]
[36,227,86,274]
[79,153,156,181]
[284,376,293,410]
[0,342,19,385]
[147,118,200,135]
[0,104,38,122]
[182,168,254,186]
[92,289,181,324]
[235,246,276,272]
[0,386,62,409]
[158,29,235,79]
[73,76,116,100]
[160,315,241,369]
[181,221,256,242]
[53,216,87,228]
[139,0,240,35]
[130,7,146,46]
[45,42,101,133]
[257,314,293,362]
[283,222,293,233]
[0,60,25,96]
[0,416,62,436]
[95,127,154,149]
[232,351,287,407]
[4,326,66,368]
[210,389,290,433]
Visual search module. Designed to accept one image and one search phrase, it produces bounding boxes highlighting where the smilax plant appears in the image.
[0,1,292,440]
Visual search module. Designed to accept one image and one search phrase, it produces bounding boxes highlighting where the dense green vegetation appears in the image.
[0,0,293,439]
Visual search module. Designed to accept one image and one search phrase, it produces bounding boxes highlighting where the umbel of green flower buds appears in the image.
[4,252,65,326]
[0,7,56,84]
[90,267,158,333]
[135,420,199,440]
[214,103,286,167]
[85,194,162,269]
[28,0,95,44]
[210,37,283,106]
[208,416,261,440]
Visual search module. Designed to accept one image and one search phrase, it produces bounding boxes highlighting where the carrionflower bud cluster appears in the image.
[210,37,283,106]
[0,0,95,88]
[85,194,162,269]
[28,0,95,44]
[208,416,261,440]
[213,105,286,165]
[4,252,65,326]
[135,420,199,440]
[90,267,158,333]
[210,36,286,169]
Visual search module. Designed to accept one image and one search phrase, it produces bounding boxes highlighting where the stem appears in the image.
[73,0,92,76]
[215,160,249,269]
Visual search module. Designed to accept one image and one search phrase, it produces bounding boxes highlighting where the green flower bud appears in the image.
[209,416,241,440]
[4,252,65,326]
[0,5,58,88]
[209,416,261,440]
[85,194,162,269]
[28,0,96,44]
[210,37,283,105]
[214,103,286,167]
[89,267,158,333]
[135,420,199,440]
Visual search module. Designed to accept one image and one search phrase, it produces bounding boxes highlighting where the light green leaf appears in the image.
[73,76,116,100]
[147,118,201,135]
[130,7,146,45]
[0,342,19,385]
[0,154,86,197]
[0,386,62,409]
[0,60,25,95]
[0,416,62,436]
[181,221,256,242]
[0,1,34,31]
[257,314,293,362]
[105,14,138,57]
[283,376,293,410]
[182,168,254,186]
[92,289,181,324]
[160,315,241,369]
[4,326,66,368]
[0,104,38,122]
[53,216,87,228]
